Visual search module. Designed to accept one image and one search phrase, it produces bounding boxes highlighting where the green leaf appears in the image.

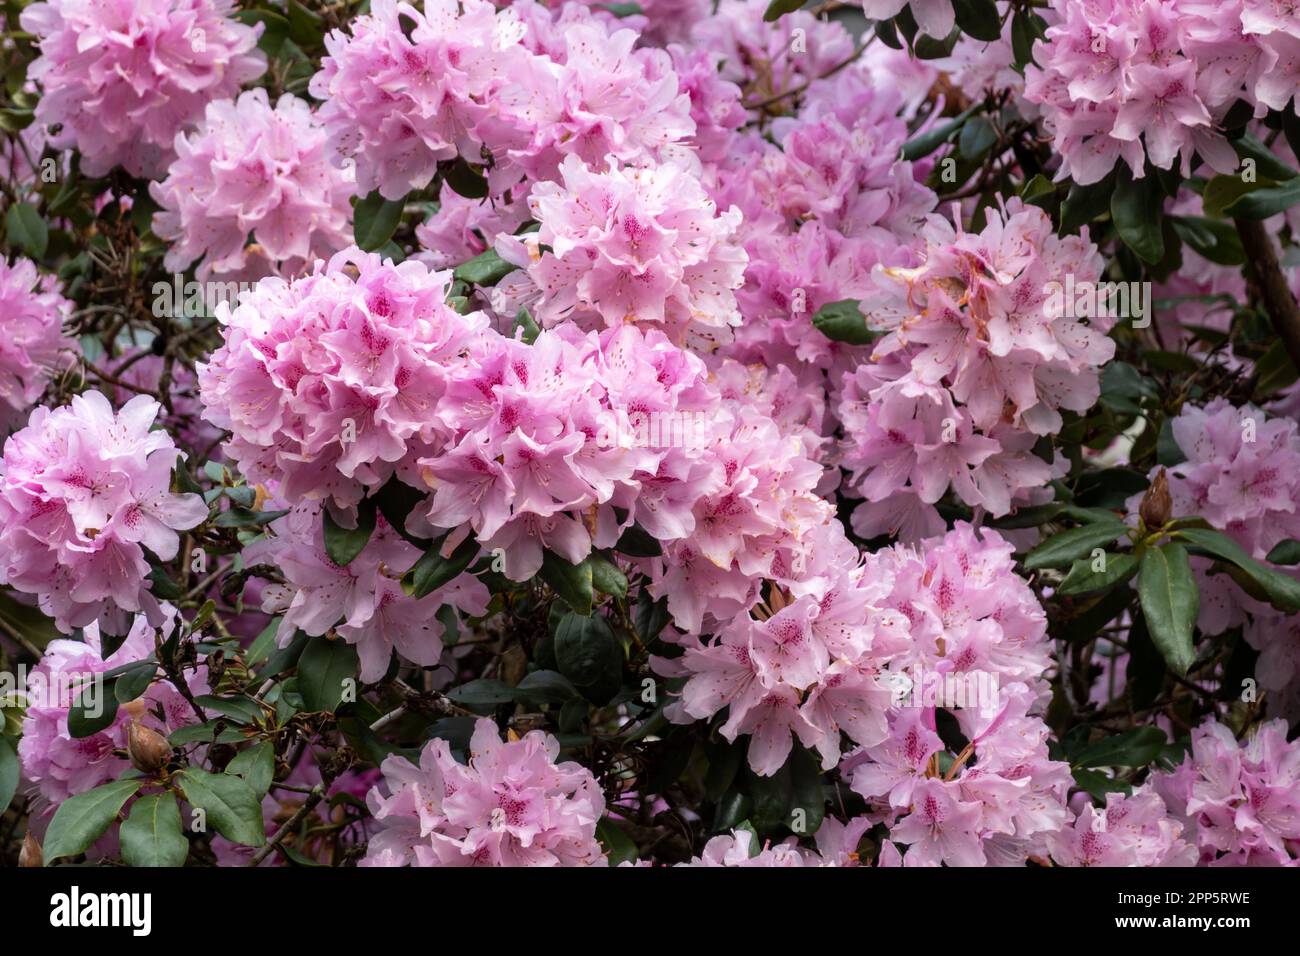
[1173,526,1300,613]
[1057,552,1139,596]
[194,694,261,724]
[762,0,803,21]
[1266,540,1300,566]
[1071,768,1132,800]
[952,0,1002,42]
[43,779,143,863]
[113,662,157,704]
[353,190,405,251]
[634,590,671,643]
[68,682,119,739]
[5,202,47,259]
[1170,216,1246,266]
[446,678,516,707]
[514,306,540,344]
[296,636,359,713]
[1138,542,1199,676]
[0,735,17,811]
[453,248,516,286]
[811,299,877,344]
[0,589,60,651]
[1023,521,1128,571]
[958,115,998,161]
[540,551,594,615]
[1059,171,1116,233]
[745,760,794,832]
[615,523,662,557]
[1010,9,1046,69]
[176,768,266,847]
[226,742,275,798]
[1201,174,1269,219]
[1232,134,1298,182]
[553,613,622,703]
[786,746,826,837]
[1111,169,1165,263]
[1222,177,1300,220]
[900,105,980,161]
[514,670,579,706]
[120,792,189,868]
[595,817,638,865]
[444,158,489,199]
[589,554,628,599]
[322,499,376,566]
[402,534,479,598]
[1072,727,1167,769]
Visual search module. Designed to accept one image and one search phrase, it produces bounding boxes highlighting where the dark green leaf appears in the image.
[1137,542,1199,676]
[1072,727,1167,769]
[176,768,266,847]
[952,0,1001,42]
[1174,526,1300,613]
[811,299,876,344]
[553,613,622,702]
[762,0,803,21]
[113,663,156,704]
[446,678,516,707]
[226,742,275,797]
[1266,539,1300,566]
[540,551,594,615]
[120,792,189,868]
[444,159,489,199]
[0,736,17,811]
[43,779,142,863]
[589,554,628,599]
[296,636,359,713]
[514,670,579,706]
[353,191,405,251]
[68,682,119,739]
[1023,521,1128,570]
[453,247,517,286]
[1057,552,1139,596]
[5,202,47,258]
[1111,169,1165,263]
[595,817,638,864]
[615,523,662,557]
[322,499,376,566]
[402,534,479,598]
[1223,177,1300,220]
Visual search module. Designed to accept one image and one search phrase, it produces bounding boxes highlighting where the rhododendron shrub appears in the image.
[3,0,1300,875]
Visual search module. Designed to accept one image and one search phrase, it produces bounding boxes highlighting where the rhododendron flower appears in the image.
[198,249,489,508]
[1047,787,1197,867]
[1152,718,1300,865]
[0,392,208,634]
[21,0,266,178]
[150,90,355,280]
[17,609,205,805]
[0,257,73,429]
[246,502,488,682]
[514,154,747,341]
[362,718,606,866]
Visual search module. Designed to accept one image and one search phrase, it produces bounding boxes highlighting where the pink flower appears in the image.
[198,249,489,508]
[17,609,206,805]
[1047,786,1197,867]
[21,0,266,178]
[516,154,747,340]
[888,777,987,867]
[0,392,208,634]
[362,718,607,866]
[150,90,356,280]
[0,257,73,429]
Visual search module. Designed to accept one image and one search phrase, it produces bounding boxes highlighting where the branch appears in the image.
[1235,217,1300,371]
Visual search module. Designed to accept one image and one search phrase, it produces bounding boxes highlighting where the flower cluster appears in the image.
[1023,0,1300,185]
[682,817,870,866]
[197,249,489,508]
[0,257,72,429]
[362,718,606,866]
[1138,399,1300,719]
[21,0,266,178]
[1153,718,1300,866]
[150,90,356,281]
[508,155,747,342]
[0,392,208,634]
[309,0,694,201]
[840,200,1114,538]
[18,609,204,805]
[245,502,488,682]
[1046,786,1197,867]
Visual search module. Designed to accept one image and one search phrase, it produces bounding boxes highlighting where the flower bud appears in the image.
[127,721,172,774]
[1139,468,1172,529]
[19,832,42,868]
